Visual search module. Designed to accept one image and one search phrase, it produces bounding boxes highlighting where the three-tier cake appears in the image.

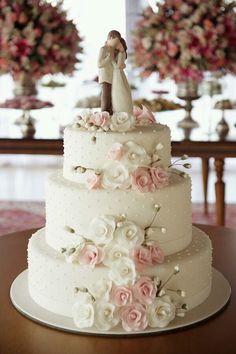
[27,108,212,332]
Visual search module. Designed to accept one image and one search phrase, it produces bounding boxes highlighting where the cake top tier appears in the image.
[63,121,172,189]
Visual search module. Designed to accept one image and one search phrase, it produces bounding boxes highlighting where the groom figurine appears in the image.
[98,30,122,114]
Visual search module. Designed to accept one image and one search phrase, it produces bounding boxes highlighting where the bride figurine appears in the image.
[98,30,133,115]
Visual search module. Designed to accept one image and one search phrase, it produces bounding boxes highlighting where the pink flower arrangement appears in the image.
[0,96,53,110]
[131,166,169,192]
[79,244,105,268]
[133,0,236,82]
[133,276,157,305]
[0,0,83,80]
[111,286,133,307]
[120,303,148,331]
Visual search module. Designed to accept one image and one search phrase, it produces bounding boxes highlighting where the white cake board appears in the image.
[10,268,231,336]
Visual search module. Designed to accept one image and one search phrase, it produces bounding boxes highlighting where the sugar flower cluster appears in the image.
[61,212,187,331]
[74,106,155,133]
[72,266,187,332]
[74,140,169,193]
[61,213,164,272]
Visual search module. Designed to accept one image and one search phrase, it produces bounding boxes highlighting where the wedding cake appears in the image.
[27,31,212,332]
[27,107,212,332]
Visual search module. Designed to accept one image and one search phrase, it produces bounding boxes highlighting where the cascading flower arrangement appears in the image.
[0,0,83,81]
[133,0,236,82]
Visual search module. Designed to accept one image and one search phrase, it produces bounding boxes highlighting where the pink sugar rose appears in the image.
[150,167,169,189]
[120,303,148,332]
[90,111,110,127]
[131,245,152,270]
[111,286,133,306]
[131,167,155,193]
[133,105,143,118]
[133,105,155,125]
[133,276,157,305]
[149,242,165,264]
[87,172,102,190]
[79,244,104,268]
[107,143,124,161]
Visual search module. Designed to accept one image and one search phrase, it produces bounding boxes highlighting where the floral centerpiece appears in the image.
[0,0,83,83]
[133,0,236,83]
[133,0,236,128]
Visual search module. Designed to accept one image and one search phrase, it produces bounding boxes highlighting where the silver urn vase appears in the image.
[177,81,200,128]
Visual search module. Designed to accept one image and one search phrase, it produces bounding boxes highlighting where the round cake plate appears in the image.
[10,268,231,336]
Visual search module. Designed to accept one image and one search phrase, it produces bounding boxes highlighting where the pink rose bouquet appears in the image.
[0,0,83,80]
[133,0,236,82]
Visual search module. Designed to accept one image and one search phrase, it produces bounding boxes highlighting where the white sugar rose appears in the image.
[110,112,136,132]
[88,215,116,245]
[122,141,151,170]
[114,221,145,250]
[73,292,94,328]
[147,295,176,328]
[94,301,120,331]
[102,161,131,190]
[88,278,112,301]
[103,243,129,267]
[109,257,136,286]
[80,109,93,123]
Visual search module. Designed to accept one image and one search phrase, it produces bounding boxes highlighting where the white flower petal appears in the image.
[147,295,176,328]
[121,141,151,170]
[109,257,136,286]
[88,278,113,301]
[114,221,145,250]
[94,301,120,331]
[103,244,129,266]
[88,215,116,245]
[72,294,94,328]
[102,161,131,190]
[110,112,136,132]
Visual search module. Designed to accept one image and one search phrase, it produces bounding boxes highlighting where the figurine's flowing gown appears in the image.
[111,51,133,114]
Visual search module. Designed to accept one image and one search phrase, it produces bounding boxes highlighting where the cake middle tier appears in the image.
[45,170,192,256]
[63,123,171,185]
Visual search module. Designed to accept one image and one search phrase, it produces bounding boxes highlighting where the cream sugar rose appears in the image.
[28,108,212,332]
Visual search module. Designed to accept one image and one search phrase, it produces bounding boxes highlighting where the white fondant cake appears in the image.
[27,109,213,333]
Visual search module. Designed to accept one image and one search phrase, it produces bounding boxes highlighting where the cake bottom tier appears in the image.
[28,226,212,318]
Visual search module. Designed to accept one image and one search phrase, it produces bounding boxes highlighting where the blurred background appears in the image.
[0,0,235,234]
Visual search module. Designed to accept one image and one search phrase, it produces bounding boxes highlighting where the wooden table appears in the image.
[0,224,235,354]
[1,116,236,226]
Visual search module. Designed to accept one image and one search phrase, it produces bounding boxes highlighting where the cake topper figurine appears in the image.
[98,30,133,115]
